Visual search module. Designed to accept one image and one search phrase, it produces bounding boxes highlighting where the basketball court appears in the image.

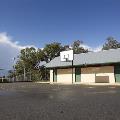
[0,82,120,120]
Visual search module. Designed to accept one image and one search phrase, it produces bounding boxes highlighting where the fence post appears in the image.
[2,77,3,83]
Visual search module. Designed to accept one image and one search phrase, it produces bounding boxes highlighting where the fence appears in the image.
[8,72,32,82]
[7,71,49,82]
[0,77,10,83]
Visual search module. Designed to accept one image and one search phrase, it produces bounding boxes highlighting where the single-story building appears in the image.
[45,48,120,84]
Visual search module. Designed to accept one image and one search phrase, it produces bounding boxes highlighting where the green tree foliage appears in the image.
[43,42,62,61]
[12,47,47,81]
[72,40,88,54]
[8,70,15,78]
[15,47,37,74]
[102,37,120,50]
[14,47,45,75]
[36,49,45,61]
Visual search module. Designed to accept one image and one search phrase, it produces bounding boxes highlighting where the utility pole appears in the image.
[13,57,16,82]
[24,48,26,81]
[2,77,3,83]
[24,67,26,81]
[30,70,31,81]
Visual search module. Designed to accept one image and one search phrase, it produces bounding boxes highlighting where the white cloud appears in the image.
[0,32,36,70]
[81,44,102,52]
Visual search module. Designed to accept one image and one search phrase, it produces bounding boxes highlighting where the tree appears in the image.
[12,47,47,81]
[72,40,88,54]
[15,47,38,75]
[8,70,15,78]
[43,42,62,62]
[36,48,45,61]
[102,37,120,50]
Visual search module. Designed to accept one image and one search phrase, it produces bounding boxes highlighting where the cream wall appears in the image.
[57,68,75,84]
[81,74,95,83]
[50,70,53,83]
[81,66,115,83]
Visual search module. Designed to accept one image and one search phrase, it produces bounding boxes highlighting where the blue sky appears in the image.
[0,0,120,69]
[0,0,120,47]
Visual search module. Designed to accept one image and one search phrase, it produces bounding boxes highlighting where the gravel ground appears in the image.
[0,82,120,120]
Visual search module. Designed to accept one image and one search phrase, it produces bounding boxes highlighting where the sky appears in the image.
[0,0,120,70]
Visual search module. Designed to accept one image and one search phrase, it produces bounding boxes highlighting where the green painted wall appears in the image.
[53,69,57,82]
[114,65,120,82]
[75,67,81,82]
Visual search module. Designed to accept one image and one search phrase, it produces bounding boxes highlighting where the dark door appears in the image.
[114,65,120,82]
[75,67,81,82]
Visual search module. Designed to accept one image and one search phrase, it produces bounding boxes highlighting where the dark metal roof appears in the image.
[45,48,120,68]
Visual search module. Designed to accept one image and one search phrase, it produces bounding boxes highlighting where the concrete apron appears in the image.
[35,81,50,84]
[78,83,120,86]
[50,82,120,86]
[35,81,120,86]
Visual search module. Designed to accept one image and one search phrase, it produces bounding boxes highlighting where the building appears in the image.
[45,48,120,84]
